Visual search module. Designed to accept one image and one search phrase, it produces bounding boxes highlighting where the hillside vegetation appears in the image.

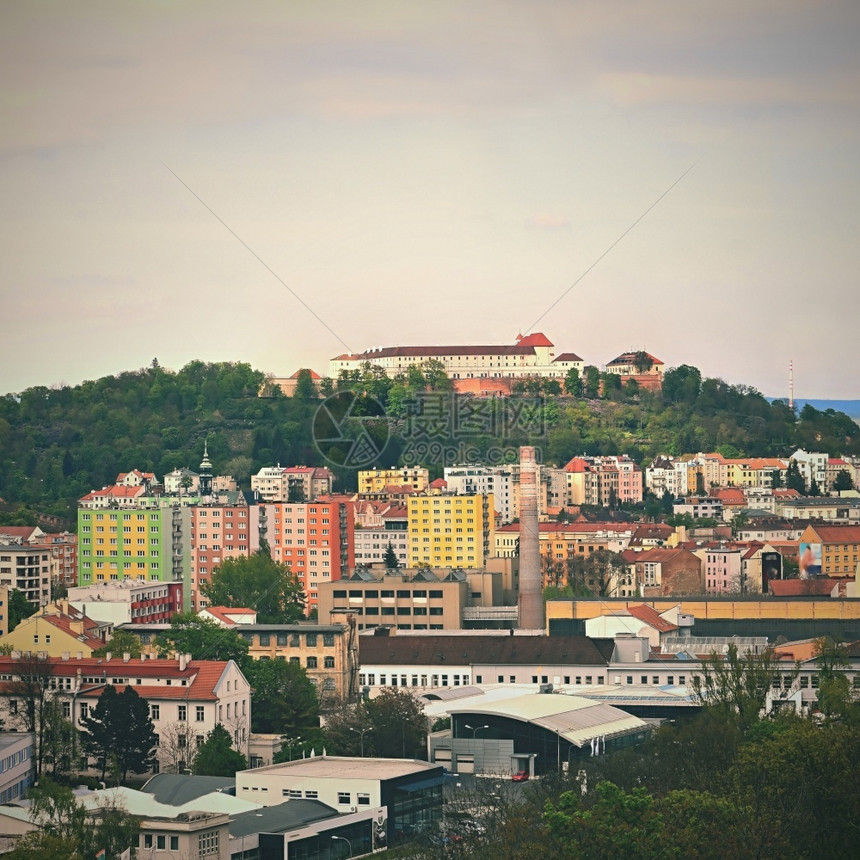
[0,360,856,525]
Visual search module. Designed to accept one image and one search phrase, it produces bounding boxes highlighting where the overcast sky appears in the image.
[2,1,858,399]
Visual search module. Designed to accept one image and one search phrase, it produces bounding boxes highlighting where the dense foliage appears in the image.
[192,723,247,776]
[1,359,857,524]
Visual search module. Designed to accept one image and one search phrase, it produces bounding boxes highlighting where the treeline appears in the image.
[1,359,857,524]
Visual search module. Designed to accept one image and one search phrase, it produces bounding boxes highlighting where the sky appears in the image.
[1,0,859,399]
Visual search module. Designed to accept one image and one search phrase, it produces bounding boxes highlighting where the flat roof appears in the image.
[241,755,439,780]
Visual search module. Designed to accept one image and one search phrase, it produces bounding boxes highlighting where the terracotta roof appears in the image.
[429,479,448,489]
[806,525,860,543]
[711,488,746,505]
[516,332,553,347]
[625,604,678,633]
[0,526,40,540]
[289,369,322,379]
[359,635,615,667]
[768,579,840,596]
[202,606,256,625]
[553,352,583,363]
[0,656,231,702]
[563,457,591,473]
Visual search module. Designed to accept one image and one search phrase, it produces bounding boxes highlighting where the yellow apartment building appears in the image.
[407,495,494,569]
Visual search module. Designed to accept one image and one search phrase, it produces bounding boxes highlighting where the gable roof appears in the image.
[768,579,841,596]
[626,604,679,633]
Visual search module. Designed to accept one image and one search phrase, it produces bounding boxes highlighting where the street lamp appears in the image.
[464,724,488,738]
[331,834,352,856]
[282,736,302,761]
[350,726,373,757]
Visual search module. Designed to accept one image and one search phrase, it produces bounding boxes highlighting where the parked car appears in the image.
[511,770,529,782]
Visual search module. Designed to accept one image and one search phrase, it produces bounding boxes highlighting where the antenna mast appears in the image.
[789,360,794,410]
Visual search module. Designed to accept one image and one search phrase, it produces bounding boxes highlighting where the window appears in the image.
[307,657,317,669]
[357,792,371,805]
[337,791,350,804]
[196,706,205,721]
[157,835,166,850]
[178,705,187,721]
[150,704,160,720]
[306,634,317,647]
[324,656,335,668]
[305,790,319,799]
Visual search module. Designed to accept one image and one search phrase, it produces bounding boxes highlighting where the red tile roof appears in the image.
[563,457,591,473]
[768,579,840,596]
[626,604,678,633]
[289,368,322,379]
[516,332,553,347]
[553,352,583,363]
[0,526,40,540]
[806,525,860,543]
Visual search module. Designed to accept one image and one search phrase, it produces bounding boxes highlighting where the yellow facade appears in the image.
[357,467,430,494]
[407,495,494,568]
[0,613,103,657]
[546,597,860,630]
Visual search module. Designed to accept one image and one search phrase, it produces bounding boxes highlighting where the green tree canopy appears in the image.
[80,685,157,781]
[202,551,306,623]
[245,658,319,735]
[93,628,142,659]
[192,724,247,776]
[154,612,249,666]
[8,589,37,632]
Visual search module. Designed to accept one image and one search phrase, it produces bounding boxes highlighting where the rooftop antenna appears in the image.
[789,360,794,411]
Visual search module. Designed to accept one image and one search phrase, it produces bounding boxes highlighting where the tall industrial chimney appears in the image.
[517,445,544,630]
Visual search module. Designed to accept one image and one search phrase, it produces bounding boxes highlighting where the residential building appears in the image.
[319,567,503,631]
[251,466,334,503]
[693,545,743,594]
[622,547,703,596]
[77,485,147,509]
[777,497,860,523]
[406,494,494,569]
[116,469,158,489]
[78,506,192,610]
[826,457,857,491]
[789,449,828,493]
[673,496,724,520]
[124,620,359,704]
[494,521,636,564]
[799,524,860,577]
[357,468,430,494]
[138,811,230,860]
[561,456,643,507]
[234,622,357,701]
[0,601,110,656]
[353,503,409,569]
[68,580,183,626]
[261,499,355,613]
[645,457,690,499]
[584,604,692,649]
[444,465,515,524]
[189,501,258,611]
[330,332,583,381]
[0,540,51,606]
[0,733,35,805]
[163,468,201,496]
[0,654,251,773]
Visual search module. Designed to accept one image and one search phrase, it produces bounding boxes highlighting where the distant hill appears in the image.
[796,400,860,422]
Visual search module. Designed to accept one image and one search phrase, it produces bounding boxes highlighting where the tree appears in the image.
[632,351,654,374]
[583,366,600,399]
[363,688,428,759]
[192,723,247,776]
[785,460,806,494]
[26,777,139,860]
[564,368,581,397]
[245,658,319,735]
[383,541,400,571]
[158,721,201,774]
[832,469,854,492]
[8,588,37,632]
[662,364,702,404]
[80,685,157,781]
[154,612,249,666]
[92,628,142,659]
[690,644,794,735]
[202,552,306,623]
[566,549,628,597]
[8,653,55,777]
[292,368,318,402]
